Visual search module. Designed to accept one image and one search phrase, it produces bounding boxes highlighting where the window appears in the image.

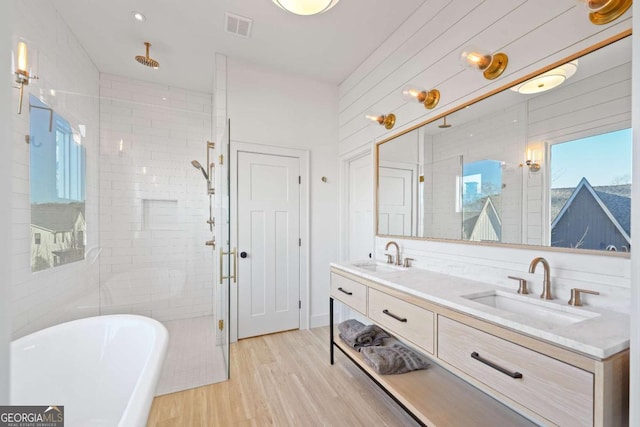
[550,128,632,252]
[462,160,503,242]
[34,233,41,245]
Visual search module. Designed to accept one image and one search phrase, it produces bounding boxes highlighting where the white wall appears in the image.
[0,0,13,405]
[99,73,215,322]
[629,3,639,425]
[10,0,100,338]
[227,58,338,328]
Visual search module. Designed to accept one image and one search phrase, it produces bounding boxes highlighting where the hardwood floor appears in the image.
[147,327,419,426]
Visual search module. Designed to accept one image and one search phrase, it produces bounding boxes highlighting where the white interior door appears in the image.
[348,155,373,260]
[378,166,414,236]
[237,151,300,338]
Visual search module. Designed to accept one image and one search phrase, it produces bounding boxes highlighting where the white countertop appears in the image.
[330,260,630,359]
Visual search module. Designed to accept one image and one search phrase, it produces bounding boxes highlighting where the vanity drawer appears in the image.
[437,316,593,427]
[330,273,367,315]
[368,288,434,354]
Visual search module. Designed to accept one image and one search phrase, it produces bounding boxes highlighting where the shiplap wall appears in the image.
[339,0,632,313]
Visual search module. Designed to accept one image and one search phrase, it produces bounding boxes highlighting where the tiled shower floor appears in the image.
[156,315,228,395]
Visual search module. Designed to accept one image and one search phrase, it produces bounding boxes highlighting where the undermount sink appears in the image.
[462,290,600,328]
[350,261,403,273]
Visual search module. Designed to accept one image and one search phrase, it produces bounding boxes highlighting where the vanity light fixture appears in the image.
[577,0,631,25]
[13,39,38,114]
[459,46,508,80]
[510,61,578,95]
[272,0,340,15]
[401,85,440,109]
[365,113,396,130]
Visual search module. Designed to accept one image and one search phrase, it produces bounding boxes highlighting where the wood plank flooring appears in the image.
[147,327,419,426]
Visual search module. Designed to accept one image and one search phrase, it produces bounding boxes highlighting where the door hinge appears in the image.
[299,238,301,247]
[299,300,301,309]
[298,176,301,184]
[219,154,224,165]
[218,320,224,330]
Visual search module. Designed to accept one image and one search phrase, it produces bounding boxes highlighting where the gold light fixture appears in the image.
[578,0,632,25]
[510,61,578,95]
[401,85,440,109]
[13,39,38,114]
[365,113,396,130]
[521,147,541,172]
[460,46,508,80]
[272,0,340,15]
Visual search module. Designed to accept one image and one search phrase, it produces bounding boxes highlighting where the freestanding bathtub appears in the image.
[10,315,169,426]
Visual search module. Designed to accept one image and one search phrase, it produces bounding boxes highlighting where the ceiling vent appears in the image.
[225,13,253,38]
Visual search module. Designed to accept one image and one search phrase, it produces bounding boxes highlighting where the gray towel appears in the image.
[338,319,389,351]
[361,343,430,375]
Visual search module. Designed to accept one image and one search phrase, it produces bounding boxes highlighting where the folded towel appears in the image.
[338,320,390,351]
[361,342,430,375]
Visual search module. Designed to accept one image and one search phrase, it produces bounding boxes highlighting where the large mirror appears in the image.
[377,33,631,254]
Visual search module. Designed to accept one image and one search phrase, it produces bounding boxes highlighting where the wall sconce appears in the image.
[365,113,396,130]
[401,85,440,109]
[13,39,39,114]
[459,46,508,80]
[577,0,631,25]
[521,148,541,172]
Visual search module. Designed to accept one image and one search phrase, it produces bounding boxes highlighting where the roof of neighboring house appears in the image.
[551,182,631,224]
[551,178,630,240]
[31,203,85,232]
[463,196,502,241]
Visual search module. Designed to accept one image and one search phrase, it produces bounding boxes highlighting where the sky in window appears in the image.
[550,128,632,189]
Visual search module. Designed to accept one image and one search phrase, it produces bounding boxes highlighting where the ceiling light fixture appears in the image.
[460,46,508,80]
[510,61,578,95]
[365,113,396,130]
[577,0,631,25]
[132,11,146,22]
[401,85,440,109]
[272,0,340,16]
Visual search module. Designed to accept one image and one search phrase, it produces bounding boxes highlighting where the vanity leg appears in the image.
[330,297,334,365]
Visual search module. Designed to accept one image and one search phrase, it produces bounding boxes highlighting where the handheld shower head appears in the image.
[191,160,209,180]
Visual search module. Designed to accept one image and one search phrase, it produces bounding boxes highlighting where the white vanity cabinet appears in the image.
[329,267,629,427]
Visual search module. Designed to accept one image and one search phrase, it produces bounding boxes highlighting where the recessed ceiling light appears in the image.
[132,11,146,22]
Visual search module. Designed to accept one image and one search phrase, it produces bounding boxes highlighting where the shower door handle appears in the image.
[219,247,237,283]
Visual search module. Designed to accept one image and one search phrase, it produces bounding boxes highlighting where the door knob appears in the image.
[240,251,248,258]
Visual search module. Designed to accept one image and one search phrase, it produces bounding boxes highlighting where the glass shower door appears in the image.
[217,119,232,378]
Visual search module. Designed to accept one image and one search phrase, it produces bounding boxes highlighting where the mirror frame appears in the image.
[375,29,632,258]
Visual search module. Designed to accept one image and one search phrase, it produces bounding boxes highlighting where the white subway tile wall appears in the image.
[11,1,100,338]
[99,73,215,322]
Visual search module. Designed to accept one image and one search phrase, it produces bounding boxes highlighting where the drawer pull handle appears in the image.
[338,287,353,296]
[382,309,407,323]
[471,352,523,379]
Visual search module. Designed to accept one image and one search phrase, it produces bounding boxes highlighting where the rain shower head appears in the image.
[135,42,160,69]
[191,160,209,180]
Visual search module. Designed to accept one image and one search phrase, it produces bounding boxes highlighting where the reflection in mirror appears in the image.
[30,95,86,271]
[376,34,631,254]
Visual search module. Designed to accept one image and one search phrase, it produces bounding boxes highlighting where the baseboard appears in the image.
[310,313,329,328]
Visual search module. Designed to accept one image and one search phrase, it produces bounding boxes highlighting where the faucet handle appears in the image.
[568,288,600,306]
[403,257,414,268]
[507,276,529,294]
[384,253,394,264]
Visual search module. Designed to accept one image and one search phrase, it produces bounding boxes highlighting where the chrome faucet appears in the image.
[528,257,552,300]
[385,241,402,266]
